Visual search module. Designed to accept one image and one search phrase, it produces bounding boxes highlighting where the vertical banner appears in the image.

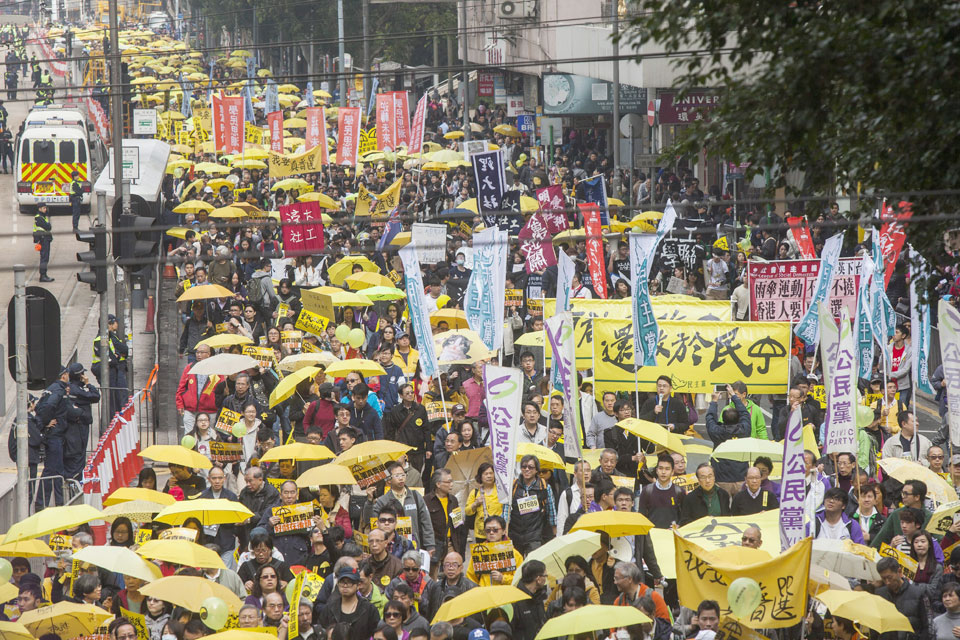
[580,204,608,299]
[393,91,410,148]
[465,227,508,352]
[877,201,913,287]
[399,243,439,378]
[818,303,840,389]
[408,94,428,155]
[304,107,328,164]
[472,150,507,229]
[211,92,224,152]
[825,307,857,454]
[578,175,609,225]
[279,202,325,256]
[909,247,934,395]
[545,312,583,459]
[484,365,522,505]
[306,81,315,107]
[795,232,844,345]
[221,95,245,155]
[853,255,875,380]
[939,302,960,446]
[786,216,817,259]
[536,184,569,233]
[552,251,576,392]
[629,233,660,368]
[518,213,556,274]
[267,110,284,153]
[778,408,805,551]
[287,570,306,639]
[264,80,280,114]
[871,240,897,342]
[336,107,361,166]
[376,93,396,151]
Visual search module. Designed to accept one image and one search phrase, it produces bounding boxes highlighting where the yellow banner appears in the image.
[120,607,150,640]
[296,308,329,336]
[544,296,732,321]
[268,145,327,177]
[675,533,811,628]
[355,183,374,217]
[879,542,919,579]
[370,178,403,217]
[245,122,265,145]
[592,319,791,394]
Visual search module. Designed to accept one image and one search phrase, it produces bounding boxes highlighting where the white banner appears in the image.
[910,247,934,395]
[778,408,805,551]
[545,312,582,459]
[411,223,447,264]
[818,302,840,390]
[483,365,523,505]
[825,307,857,454]
[796,232,844,345]
[465,227,507,353]
[940,302,960,446]
[399,243,439,378]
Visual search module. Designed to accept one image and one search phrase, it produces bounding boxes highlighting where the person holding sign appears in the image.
[465,515,524,586]
[260,480,311,566]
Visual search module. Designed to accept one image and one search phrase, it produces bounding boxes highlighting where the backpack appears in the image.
[246,275,266,308]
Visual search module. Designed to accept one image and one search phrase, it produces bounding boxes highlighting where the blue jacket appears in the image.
[376,363,406,412]
[35,380,85,437]
[349,402,383,441]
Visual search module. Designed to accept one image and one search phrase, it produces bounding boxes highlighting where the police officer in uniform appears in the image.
[92,314,129,418]
[34,367,86,508]
[30,54,39,87]
[5,65,17,100]
[34,203,53,282]
[64,363,99,482]
[67,170,83,231]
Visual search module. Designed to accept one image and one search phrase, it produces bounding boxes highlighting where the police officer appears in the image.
[33,203,53,282]
[92,314,129,418]
[0,126,13,174]
[34,367,86,508]
[4,67,16,100]
[7,394,44,504]
[64,363,99,482]
[67,170,83,231]
[30,54,39,87]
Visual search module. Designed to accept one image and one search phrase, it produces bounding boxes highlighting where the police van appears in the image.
[16,104,104,214]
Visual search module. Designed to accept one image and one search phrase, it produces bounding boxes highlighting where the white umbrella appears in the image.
[811,539,881,581]
[188,354,259,376]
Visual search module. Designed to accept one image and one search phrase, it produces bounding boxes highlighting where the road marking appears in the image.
[10,193,17,244]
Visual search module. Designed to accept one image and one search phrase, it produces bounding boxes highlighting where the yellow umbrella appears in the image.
[161,110,186,120]
[519,195,540,212]
[296,464,357,488]
[457,198,480,214]
[100,499,169,523]
[335,440,412,467]
[389,232,411,246]
[284,117,308,128]
[103,486,177,507]
[323,358,386,378]
[327,256,380,285]
[878,458,958,504]
[233,158,268,170]
[241,147,271,159]
[166,159,192,173]
[137,539,226,569]
[188,353,259,376]
[154,498,254,526]
[422,161,450,171]
[614,418,686,455]
[268,366,324,407]
[258,69,273,78]
[298,191,340,209]
[514,331,544,347]
[260,442,336,463]
[0,537,55,558]
[431,585,531,623]
[208,206,247,219]
[278,352,338,372]
[139,575,244,613]
[194,162,230,174]
[271,178,311,192]
[205,177,235,191]
[326,290,374,307]
[534,605,650,640]
[553,228,587,244]
[173,199,213,214]
[493,124,521,137]
[130,76,157,84]
[73,545,163,582]
[516,442,565,470]
[3,504,102,544]
[278,84,300,93]
[19,603,112,639]
[568,510,656,538]
[433,329,495,365]
[196,334,254,349]
[444,131,464,140]
[345,272,396,290]
[313,89,332,99]
[176,284,235,302]
[182,179,207,198]
[139,444,213,470]
[430,308,469,329]
[814,590,913,634]
[429,149,464,163]
[0,621,33,640]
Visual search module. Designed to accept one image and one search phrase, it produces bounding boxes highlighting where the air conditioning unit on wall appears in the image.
[497,0,537,19]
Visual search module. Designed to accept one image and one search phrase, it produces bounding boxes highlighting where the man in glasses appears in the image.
[376,503,415,558]
[465,515,525,586]
[421,551,476,623]
[369,461,436,556]
[870,479,931,549]
[317,566,381,640]
[385,550,434,614]
[367,528,403,589]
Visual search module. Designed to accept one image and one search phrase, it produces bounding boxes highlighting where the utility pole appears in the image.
[96,192,110,434]
[362,0,370,108]
[14,265,28,521]
[611,13,621,199]
[337,0,346,107]
[108,0,124,214]
[459,0,469,141]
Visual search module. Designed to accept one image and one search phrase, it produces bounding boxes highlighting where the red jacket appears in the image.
[175,363,220,413]
[303,398,336,437]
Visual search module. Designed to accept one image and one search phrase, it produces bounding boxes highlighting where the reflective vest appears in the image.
[33,214,50,236]
[93,334,126,365]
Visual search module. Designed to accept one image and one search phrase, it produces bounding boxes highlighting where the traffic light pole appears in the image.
[14,265,28,521]
[96,192,110,434]
[108,0,125,214]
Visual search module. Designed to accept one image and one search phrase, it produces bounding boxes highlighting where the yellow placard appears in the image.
[268,145,327,177]
[243,345,277,369]
[272,502,315,535]
[593,319,791,394]
[355,531,370,553]
[527,299,543,315]
[133,529,152,546]
[276,302,290,320]
[215,322,229,334]
[245,122,265,145]
[370,179,403,218]
[879,542,919,579]
[459,221,474,236]
[505,289,524,307]
[301,340,320,353]
[120,607,150,640]
[349,459,389,488]
[675,533,811,628]
[209,441,244,463]
[281,330,302,352]
[811,385,827,409]
[358,127,377,155]
[288,570,306,638]
[215,408,242,436]
[296,308,330,336]
[159,527,198,542]
[470,540,517,573]
[49,533,72,551]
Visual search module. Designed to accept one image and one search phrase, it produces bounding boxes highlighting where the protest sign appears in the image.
[268,145,327,177]
[349,459,389,488]
[271,502,315,534]
[215,408,242,436]
[243,346,277,369]
[748,258,862,323]
[296,308,329,335]
[470,540,518,573]
[209,442,243,463]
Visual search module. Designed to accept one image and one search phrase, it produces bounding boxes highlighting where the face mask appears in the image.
[456,258,464,266]
[163,636,177,640]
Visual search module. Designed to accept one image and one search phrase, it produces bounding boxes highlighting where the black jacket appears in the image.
[35,379,85,437]
[876,579,930,640]
[382,402,430,467]
[425,491,467,558]
[513,583,548,640]
[706,397,751,482]
[639,394,691,433]
[679,485,732,526]
[199,487,239,552]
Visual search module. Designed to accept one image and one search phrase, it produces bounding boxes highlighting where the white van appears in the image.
[16,126,93,214]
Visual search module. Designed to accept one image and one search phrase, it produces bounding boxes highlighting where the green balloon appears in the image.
[335,324,350,343]
[348,327,365,349]
[0,558,11,585]
[181,434,197,450]
[200,596,229,630]
[232,423,248,438]
[285,578,300,603]
[728,577,762,619]
[856,404,875,429]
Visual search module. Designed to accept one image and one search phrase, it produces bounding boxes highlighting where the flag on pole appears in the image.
[795,233,844,345]
[545,311,583,459]
[939,302,960,446]
[909,247,934,395]
[853,255,875,380]
[398,244,439,379]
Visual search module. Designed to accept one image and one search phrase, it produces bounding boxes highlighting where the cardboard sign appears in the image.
[281,330,303,352]
[209,441,244,463]
[371,516,413,538]
[159,527,198,542]
[120,607,150,640]
[470,540,517,573]
[350,459,390,488]
[243,345,277,368]
[527,299,543,316]
[674,473,699,491]
[215,408,242,436]
[272,502,315,534]
[49,533,72,551]
[425,401,450,422]
[133,529,152,546]
[879,542,919,579]
[300,289,336,321]
[301,340,321,353]
[505,289,524,308]
[296,308,329,336]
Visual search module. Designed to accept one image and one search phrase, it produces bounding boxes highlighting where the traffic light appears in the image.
[113,205,159,266]
[77,226,107,293]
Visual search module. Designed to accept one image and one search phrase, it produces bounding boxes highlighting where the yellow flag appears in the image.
[714,236,730,251]
[355,183,374,217]
[674,533,811,629]
[268,145,326,177]
[370,178,403,217]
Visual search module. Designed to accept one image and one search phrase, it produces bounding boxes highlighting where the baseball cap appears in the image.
[951,454,960,466]
[452,404,466,414]
[108,314,118,323]
[336,566,360,582]
[469,630,491,640]
[489,622,513,639]
[68,362,85,376]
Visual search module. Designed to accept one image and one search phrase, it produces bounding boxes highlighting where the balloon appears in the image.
[232,423,247,438]
[199,596,229,630]
[727,577,762,619]
[181,435,196,450]
[348,328,365,349]
[335,324,350,343]
[0,558,11,586]
[285,577,300,603]
[856,404,875,429]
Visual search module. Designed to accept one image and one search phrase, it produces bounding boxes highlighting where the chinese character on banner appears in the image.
[520,238,557,274]
[878,201,913,287]
[221,95,245,155]
[536,184,569,233]
[267,110,284,153]
[580,204,609,298]
[212,92,225,152]
[471,149,507,227]
[304,107,328,164]
[337,107,361,166]
[280,202,325,256]
[393,91,410,149]
[408,94,428,155]
[376,93,396,151]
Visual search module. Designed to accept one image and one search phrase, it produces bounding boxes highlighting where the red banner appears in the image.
[393,91,410,149]
[376,93,396,151]
[304,107,328,163]
[267,110,284,154]
[337,107,361,166]
[580,204,608,298]
[786,216,816,259]
[518,212,557,274]
[212,93,225,152]
[408,94,428,156]
[280,201,326,256]
[877,201,913,287]
[536,185,569,234]
[221,95,245,155]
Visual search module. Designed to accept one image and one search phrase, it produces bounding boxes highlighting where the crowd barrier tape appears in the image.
[33,25,69,77]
